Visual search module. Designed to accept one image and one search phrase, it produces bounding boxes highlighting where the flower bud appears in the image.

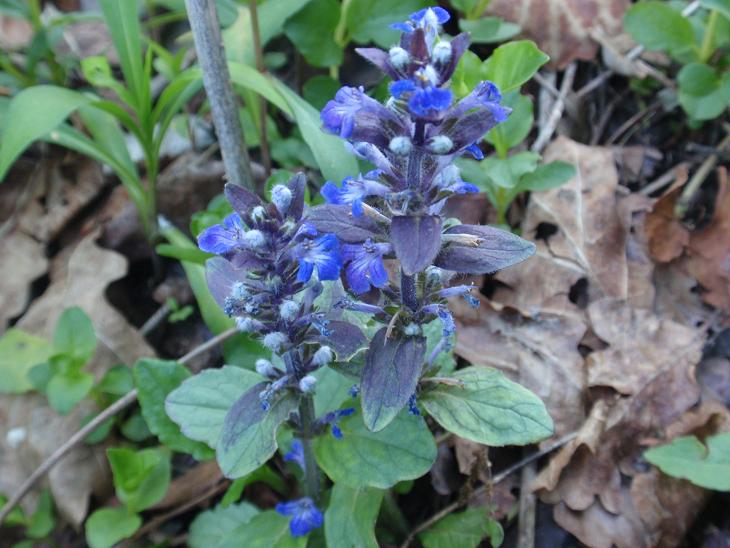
[389,136,412,156]
[404,323,421,336]
[280,300,300,321]
[263,332,288,351]
[231,281,248,300]
[432,41,452,65]
[388,46,410,70]
[236,316,257,332]
[243,229,266,249]
[427,135,453,154]
[312,345,334,367]
[255,358,276,377]
[299,375,317,393]
[271,184,293,216]
[251,205,267,223]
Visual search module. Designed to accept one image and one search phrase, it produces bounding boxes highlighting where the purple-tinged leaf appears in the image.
[205,257,242,309]
[354,47,399,80]
[287,172,306,221]
[305,204,382,242]
[229,251,267,271]
[435,224,535,274]
[391,215,442,275]
[225,183,262,218]
[361,328,426,432]
[439,33,470,84]
[217,382,298,478]
[318,321,367,362]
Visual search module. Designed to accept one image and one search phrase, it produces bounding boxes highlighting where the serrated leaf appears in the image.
[362,329,427,432]
[217,387,298,478]
[314,404,436,488]
[85,507,141,548]
[133,359,214,460]
[325,484,384,548]
[422,366,553,446]
[166,365,265,448]
[645,434,730,491]
[483,40,549,93]
[0,329,53,394]
[419,508,503,548]
[189,501,259,548]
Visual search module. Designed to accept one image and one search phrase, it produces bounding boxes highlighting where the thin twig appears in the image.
[531,63,577,153]
[399,432,578,548]
[575,0,702,100]
[675,131,730,218]
[640,162,690,196]
[605,100,661,145]
[0,327,239,525]
[184,0,255,190]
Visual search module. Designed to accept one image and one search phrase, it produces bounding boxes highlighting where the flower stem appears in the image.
[298,394,321,502]
[700,10,719,63]
[401,270,418,311]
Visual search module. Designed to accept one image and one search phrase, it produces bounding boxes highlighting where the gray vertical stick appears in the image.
[184,0,255,189]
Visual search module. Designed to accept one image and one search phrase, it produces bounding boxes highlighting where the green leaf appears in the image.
[219,510,307,548]
[346,0,430,48]
[53,307,96,362]
[313,366,355,416]
[270,77,359,183]
[452,50,488,100]
[85,507,142,548]
[624,2,697,61]
[220,465,287,508]
[483,152,541,189]
[165,365,265,448]
[133,359,214,460]
[303,75,341,110]
[314,404,437,488]
[419,508,503,548]
[96,364,134,396]
[155,243,213,264]
[423,317,456,375]
[644,433,730,491]
[223,0,313,64]
[189,501,259,548]
[677,63,727,120]
[217,389,299,479]
[284,0,342,67]
[325,484,384,548]
[483,41,549,93]
[107,447,171,513]
[25,491,55,539]
[98,0,147,108]
[0,85,90,181]
[121,411,153,442]
[0,329,53,394]
[47,370,94,415]
[422,366,553,446]
[700,0,730,20]
[517,160,575,193]
[458,17,520,44]
[486,92,533,152]
[0,492,27,526]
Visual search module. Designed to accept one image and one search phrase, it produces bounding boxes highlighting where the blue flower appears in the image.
[411,6,450,26]
[321,408,355,439]
[321,86,364,138]
[294,234,343,283]
[276,497,324,537]
[342,239,391,294]
[198,213,246,254]
[408,86,452,118]
[321,175,389,217]
[283,439,305,470]
[464,143,484,160]
[407,393,420,415]
[390,79,416,99]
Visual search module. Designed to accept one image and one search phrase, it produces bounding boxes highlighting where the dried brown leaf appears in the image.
[0,232,48,330]
[486,0,629,69]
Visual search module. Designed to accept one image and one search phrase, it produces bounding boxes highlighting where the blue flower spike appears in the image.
[276,497,324,537]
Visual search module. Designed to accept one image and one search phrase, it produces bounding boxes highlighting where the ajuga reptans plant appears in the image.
[166,6,553,539]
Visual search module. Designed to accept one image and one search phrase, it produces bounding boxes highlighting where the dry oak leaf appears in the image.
[0,232,155,526]
[0,231,48,330]
[535,356,704,547]
[486,0,629,69]
[452,295,587,437]
[586,298,704,395]
[496,138,631,318]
